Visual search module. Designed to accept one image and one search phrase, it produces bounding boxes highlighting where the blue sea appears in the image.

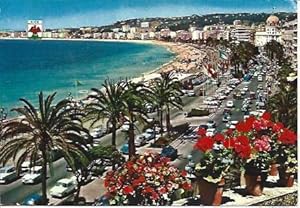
[0,40,174,115]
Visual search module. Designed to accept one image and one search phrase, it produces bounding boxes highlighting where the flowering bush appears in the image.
[104,152,192,205]
[194,132,234,183]
[226,112,297,174]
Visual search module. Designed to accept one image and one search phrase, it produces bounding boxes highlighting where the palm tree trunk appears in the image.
[74,177,81,202]
[128,112,136,159]
[41,148,48,205]
[111,121,117,146]
[166,105,171,135]
[159,106,164,136]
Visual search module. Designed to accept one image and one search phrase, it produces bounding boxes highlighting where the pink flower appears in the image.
[254,137,271,152]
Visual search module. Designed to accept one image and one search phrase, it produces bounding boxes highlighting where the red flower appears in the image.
[234,143,251,159]
[182,182,192,190]
[272,122,284,133]
[214,133,225,143]
[108,186,117,193]
[278,129,297,145]
[151,192,159,200]
[194,136,214,152]
[245,116,256,127]
[143,186,155,194]
[236,135,249,146]
[261,111,272,120]
[123,185,134,195]
[158,187,167,194]
[223,137,236,149]
[104,178,110,187]
[181,170,187,177]
[197,128,207,137]
[225,128,233,136]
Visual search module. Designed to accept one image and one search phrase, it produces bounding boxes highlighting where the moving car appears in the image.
[142,129,156,141]
[222,113,231,122]
[226,100,234,108]
[161,146,178,161]
[206,120,216,128]
[22,166,43,184]
[50,178,77,198]
[0,166,18,184]
[134,135,147,147]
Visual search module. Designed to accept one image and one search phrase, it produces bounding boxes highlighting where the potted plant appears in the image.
[193,130,234,205]
[229,113,274,196]
[271,125,297,187]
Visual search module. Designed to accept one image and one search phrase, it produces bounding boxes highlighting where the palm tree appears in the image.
[151,72,183,136]
[86,79,125,147]
[0,92,90,205]
[121,80,149,158]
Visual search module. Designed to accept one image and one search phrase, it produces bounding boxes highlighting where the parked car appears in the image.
[134,135,147,147]
[22,166,43,184]
[161,146,178,161]
[206,128,216,137]
[142,128,156,141]
[182,131,198,140]
[90,128,104,138]
[50,178,77,198]
[22,194,43,205]
[0,166,18,184]
[258,75,263,82]
[198,124,208,130]
[120,121,130,132]
[226,100,234,108]
[120,143,129,155]
[21,159,42,172]
[206,120,216,128]
[187,90,195,97]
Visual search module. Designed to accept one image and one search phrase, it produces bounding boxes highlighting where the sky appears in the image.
[0,0,297,30]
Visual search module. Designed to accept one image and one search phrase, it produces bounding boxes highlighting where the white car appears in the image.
[231,120,239,125]
[142,129,156,141]
[242,87,249,92]
[187,90,195,97]
[21,159,42,172]
[22,166,43,184]
[258,75,263,82]
[206,128,216,137]
[0,166,18,184]
[120,121,130,132]
[90,128,104,138]
[226,101,234,108]
[134,135,147,147]
[50,178,77,198]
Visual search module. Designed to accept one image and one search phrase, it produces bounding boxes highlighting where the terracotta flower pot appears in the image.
[198,178,225,205]
[278,167,295,187]
[269,163,279,176]
[244,173,267,196]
